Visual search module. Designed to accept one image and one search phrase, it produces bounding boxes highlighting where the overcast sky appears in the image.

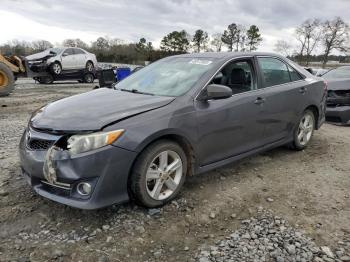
[1,0,349,53]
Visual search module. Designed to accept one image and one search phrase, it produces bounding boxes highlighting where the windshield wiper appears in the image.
[117,88,154,96]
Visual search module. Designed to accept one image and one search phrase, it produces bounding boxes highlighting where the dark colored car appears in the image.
[19,52,326,209]
[323,66,350,125]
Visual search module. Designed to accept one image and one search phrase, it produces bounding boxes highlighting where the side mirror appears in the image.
[200,84,232,100]
[62,53,69,57]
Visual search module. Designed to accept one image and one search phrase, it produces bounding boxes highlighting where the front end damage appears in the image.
[326,89,350,125]
[19,127,137,209]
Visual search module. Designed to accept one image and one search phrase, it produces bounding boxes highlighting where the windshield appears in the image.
[115,57,215,97]
[323,66,350,79]
[49,48,63,54]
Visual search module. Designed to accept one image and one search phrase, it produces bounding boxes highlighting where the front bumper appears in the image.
[326,105,350,125]
[19,128,137,209]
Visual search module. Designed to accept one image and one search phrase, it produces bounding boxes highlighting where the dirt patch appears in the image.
[0,81,349,261]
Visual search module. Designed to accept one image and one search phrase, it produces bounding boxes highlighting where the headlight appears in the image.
[67,129,124,155]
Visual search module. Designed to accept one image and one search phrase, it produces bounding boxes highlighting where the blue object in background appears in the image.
[114,67,131,81]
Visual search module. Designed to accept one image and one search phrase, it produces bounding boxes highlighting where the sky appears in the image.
[0,0,349,53]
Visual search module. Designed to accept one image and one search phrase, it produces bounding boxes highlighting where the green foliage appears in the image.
[192,29,209,52]
[246,25,263,51]
[160,30,190,52]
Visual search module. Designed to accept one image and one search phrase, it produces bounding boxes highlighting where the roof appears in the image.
[175,51,284,60]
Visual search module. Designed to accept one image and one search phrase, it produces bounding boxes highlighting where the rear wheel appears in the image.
[130,140,187,208]
[86,61,94,72]
[290,110,315,150]
[83,73,94,83]
[0,62,15,97]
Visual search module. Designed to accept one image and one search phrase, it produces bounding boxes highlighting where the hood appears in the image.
[30,88,175,132]
[26,50,56,61]
[326,78,350,91]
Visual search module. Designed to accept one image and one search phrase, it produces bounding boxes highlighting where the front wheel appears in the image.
[50,62,62,75]
[290,110,315,150]
[130,140,187,208]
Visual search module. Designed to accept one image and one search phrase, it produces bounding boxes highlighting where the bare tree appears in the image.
[295,19,322,65]
[32,40,53,52]
[274,40,293,57]
[321,17,350,67]
[210,33,223,52]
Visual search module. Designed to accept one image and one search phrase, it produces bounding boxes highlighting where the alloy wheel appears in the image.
[52,63,61,74]
[297,112,314,146]
[86,62,94,72]
[146,150,183,201]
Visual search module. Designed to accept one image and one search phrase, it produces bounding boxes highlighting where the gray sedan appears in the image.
[19,52,327,209]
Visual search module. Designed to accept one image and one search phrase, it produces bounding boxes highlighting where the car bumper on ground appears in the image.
[326,105,350,125]
[19,128,137,209]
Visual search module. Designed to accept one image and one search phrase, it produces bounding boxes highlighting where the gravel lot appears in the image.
[0,79,349,262]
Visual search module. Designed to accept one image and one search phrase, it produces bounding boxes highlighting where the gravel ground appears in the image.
[0,80,349,262]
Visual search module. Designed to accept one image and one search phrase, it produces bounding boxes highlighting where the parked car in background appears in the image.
[26,47,97,75]
[323,66,350,125]
[20,52,326,210]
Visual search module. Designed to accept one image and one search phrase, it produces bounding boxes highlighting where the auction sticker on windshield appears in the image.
[189,59,212,65]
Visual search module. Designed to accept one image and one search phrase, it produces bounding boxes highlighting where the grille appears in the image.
[28,139,54,150]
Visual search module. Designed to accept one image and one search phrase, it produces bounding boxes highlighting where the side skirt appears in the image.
[195,138,292,175]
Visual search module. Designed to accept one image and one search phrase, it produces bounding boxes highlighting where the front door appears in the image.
[61,48,76,70]
[195,58,266,166]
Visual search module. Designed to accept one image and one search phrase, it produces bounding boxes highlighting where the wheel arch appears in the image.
[304,105,320,129]
[130,131,196,179]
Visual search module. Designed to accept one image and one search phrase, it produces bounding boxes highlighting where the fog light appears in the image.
[77,182,92,196]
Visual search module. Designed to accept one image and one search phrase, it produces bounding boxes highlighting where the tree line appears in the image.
[1,18,348,67]
[0,23,262,65]
[274,16,350,66]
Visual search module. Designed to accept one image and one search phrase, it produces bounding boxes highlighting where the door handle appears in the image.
[254,97,265,105]
[299,87,307,94]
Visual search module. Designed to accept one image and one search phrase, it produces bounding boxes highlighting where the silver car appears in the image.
[26,47,98,75]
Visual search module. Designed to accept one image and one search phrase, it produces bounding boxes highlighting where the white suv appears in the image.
[27,47,98,75]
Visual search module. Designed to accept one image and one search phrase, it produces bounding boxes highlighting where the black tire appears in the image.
[83,73,94,83]
[290,109,315,151]
[86,61,94,72]
[0,62,15,97]
[130,140,187,208]
[37,75,54,84]
[50,62,62,75]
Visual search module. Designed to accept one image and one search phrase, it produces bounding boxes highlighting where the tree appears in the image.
[274,40,293,57]
[221,23,242,51]
[160,30,190,52]
[210,33,223,52]
[192,29,209,52]
[32,40,53,52]
[92,37,110,50]
[295,19,321,65]
[246,25,263,51]
[321,17,350,67]
[62,39,76,47]
[136,38,154,60]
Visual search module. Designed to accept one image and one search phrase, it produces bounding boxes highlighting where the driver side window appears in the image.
[211,59,256,94]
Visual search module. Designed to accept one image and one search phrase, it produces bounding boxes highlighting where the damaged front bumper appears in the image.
[19,127,137,209]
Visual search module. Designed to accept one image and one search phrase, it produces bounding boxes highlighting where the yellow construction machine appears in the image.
[0,54,26,96]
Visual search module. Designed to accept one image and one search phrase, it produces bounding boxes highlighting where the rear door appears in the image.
[60,48,75,69]
[73,48,87,69]
[195,57,267,166]
[256,56,307,143]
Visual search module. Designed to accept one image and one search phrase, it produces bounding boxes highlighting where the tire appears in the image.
[130,140,187,208]
[86,61,94,72]
[0,62,15,97]
[37,75,54,84]
[290,109,315,150]
[50,62,62,75]
[83,73,94,83]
